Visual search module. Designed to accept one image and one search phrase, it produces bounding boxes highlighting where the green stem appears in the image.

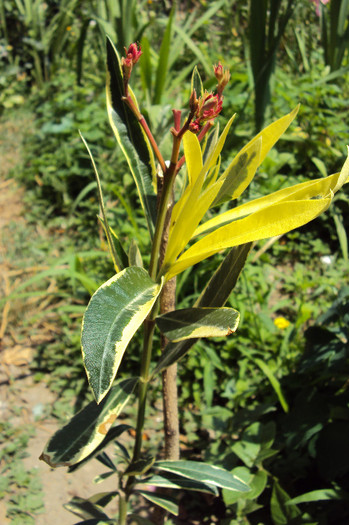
[118,492,127,525]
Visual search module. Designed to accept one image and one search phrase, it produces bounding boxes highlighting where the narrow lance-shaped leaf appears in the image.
[137,491,179,516]
[106,37,157,237]
[195,170,342,237]
[63,496,109,521]
[40,378,138,468]
[141,473,219,495]
[80,133,121,273]
[153,3,175,104]
[82,267,163,403]
[156,307,240,342]
[153,460,250,492]
[165,195,332,280]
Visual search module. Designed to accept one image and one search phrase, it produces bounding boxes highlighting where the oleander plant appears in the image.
[40,39,349,524]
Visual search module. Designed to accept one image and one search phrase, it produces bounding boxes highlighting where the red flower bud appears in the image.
[121,42,142,81]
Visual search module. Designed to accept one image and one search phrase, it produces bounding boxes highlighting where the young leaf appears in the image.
[156,307,240,342]
[97,216,128,270]
[129,239,143,267]
[153,460,250,492]
[163,114,236,270]
[141,473,218,495]
[191,65,203,98]
[137,490,179,516]
[81,267,162,403]
[40,378,137,468]
[80,133,121,273]
[106,37,157,237]
[124,456,155,477]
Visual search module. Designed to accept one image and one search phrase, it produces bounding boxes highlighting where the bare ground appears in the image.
[0,115,119,524]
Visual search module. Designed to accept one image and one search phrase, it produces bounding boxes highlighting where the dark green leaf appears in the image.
[141,473,218,495]
[106,37,157,237]
[124,456,155,477]
[128,515,155,525]
[153,5,175,104]
[40,378,137,467]
[64,496,109,520]
[73,521,117,525]
[286,488,349,505]
[271,481,301,525]
[81,267,162,402]
[223,467,267,505]
[137,490,178,516]
[88,492,119,508]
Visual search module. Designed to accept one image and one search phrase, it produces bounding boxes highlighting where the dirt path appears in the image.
[0,114,119,524]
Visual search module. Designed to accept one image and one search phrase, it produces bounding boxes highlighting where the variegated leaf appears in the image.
[156,307,240,342]
[40,378,137,468]
[81,267,162,403]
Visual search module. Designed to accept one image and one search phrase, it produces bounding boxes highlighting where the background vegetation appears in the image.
[1,0,349,523]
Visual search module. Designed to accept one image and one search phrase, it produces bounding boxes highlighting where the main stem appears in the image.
[121,107,192,524]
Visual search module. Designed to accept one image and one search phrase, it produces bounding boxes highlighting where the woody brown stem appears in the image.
[151,184,179,525]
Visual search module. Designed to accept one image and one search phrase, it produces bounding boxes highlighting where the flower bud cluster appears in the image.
[189,91,223,133]
[122,43,142,81]
[189,62,229,133]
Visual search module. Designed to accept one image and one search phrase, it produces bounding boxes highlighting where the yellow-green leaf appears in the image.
[241,105,299,167]
[165,196,332,280]
[195,171,342,237]
[81,267,163,403]
[212,137,262,206]
[184,130,203,187]
[163,116,236,269]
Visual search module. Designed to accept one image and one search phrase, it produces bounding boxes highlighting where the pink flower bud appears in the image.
[125,42,142,64]
[214,61,230,97]
[214,62,224,82]
[189,91,223,133]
